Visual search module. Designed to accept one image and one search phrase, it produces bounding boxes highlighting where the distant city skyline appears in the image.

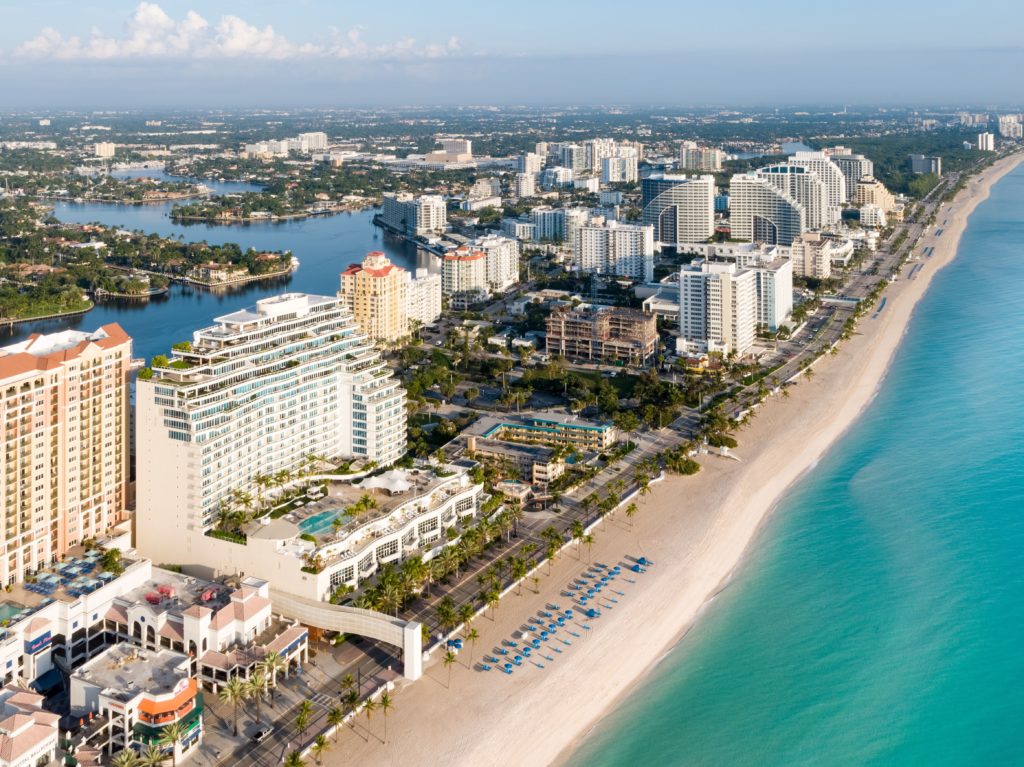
[1,1,1023,107]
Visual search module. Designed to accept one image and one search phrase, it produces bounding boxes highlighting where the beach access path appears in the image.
[323,152,1024,767]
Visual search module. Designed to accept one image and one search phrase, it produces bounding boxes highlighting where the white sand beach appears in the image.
[326,153,1023,767]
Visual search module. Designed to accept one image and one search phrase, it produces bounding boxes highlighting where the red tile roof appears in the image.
[0,323,130,381]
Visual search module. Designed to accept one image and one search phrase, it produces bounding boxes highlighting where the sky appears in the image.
[0,0,1022,108]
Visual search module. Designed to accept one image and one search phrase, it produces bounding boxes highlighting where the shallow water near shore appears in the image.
[567,166,1024,766]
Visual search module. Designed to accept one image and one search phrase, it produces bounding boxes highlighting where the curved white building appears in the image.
[728,174,806,246]
[789,150,848,211]
[756,163,830,230]
[641,174,716,244]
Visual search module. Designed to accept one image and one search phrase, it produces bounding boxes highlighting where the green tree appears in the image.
[362,696,378,738]
[443,649,457,688]
[310,734,330,766]
[625,502,639,529]
[465,627,480,663]
[582,533,595,562]
[570,520,585,558]
[157,720,189,767]
[137,745,166,767]
[110,750,142,767]
[259,651,287,707]
[246,671,267,724]
[327,705,345,743]
[379,691,394,743]
[218,676,249,736]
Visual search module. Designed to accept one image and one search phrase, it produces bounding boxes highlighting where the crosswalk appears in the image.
[309,691,335,709]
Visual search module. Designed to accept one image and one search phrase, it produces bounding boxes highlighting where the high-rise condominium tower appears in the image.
[729,173,807,245]
[135,294,406,567]
[0,325,132,584]
[641,174,716,244]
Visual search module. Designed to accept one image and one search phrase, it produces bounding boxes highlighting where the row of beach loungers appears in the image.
[477,559,649,675]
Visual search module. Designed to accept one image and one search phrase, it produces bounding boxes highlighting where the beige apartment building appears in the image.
[853,176,898,213]
[339,251,410,345]
[0,325,132,585]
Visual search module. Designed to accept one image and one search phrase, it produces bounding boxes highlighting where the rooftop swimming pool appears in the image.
[298,509,351,537]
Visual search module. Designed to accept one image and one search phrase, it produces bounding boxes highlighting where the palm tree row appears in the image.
[351,507,521,624]
[216,651,288,737]
[215,452,329,533]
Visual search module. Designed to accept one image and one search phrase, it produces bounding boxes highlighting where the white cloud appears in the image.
[328,25,460,60]
[14,3,463,62]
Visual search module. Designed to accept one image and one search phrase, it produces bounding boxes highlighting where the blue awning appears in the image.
[30,667,64,694]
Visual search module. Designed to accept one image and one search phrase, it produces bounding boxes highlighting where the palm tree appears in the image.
[283,752,306,767]
[379,691,394,743]
[327,705,345,743]
[486,588,500,619]
[260,651,287,707]
[465,627,480,663]
[458,601,476,631]
[247,671,267,724]
[377,580,403,617]
[310,734,330,766]
[521,541,537,562]
[511,556,528,595]
[273,468,293,494]
[443,650,457,688]
[582,533,595,562]
[254,472,273,510]
[362,696,378,740]
[509,505,525,538]
[157,721,188,767]
[232,489,256,522]
[546,539,560,572]
[625,502,638,529]
[339,672,357,700]
[435,595,458,635]
[439,546,461,580]
[110,750,141,767]
[580,494,596,522]
[634,471,651,496]
[137,745,165,767]
[219,676,249,736]
[296,699,313,741]
[342,688,361,729]
[570,520,585,558]
[401,556,428,599]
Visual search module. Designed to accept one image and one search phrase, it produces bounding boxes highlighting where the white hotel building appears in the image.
[472,234,521,293]
[574,219,655,282]
[135,293,406,570]
[729,173,807,246]
[678,261,758,355]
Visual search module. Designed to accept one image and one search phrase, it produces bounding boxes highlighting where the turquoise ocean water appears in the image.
[568,165,1024,766]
